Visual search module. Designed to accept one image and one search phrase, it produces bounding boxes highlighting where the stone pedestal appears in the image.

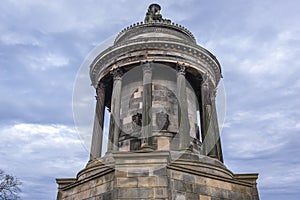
[56,151,259,200]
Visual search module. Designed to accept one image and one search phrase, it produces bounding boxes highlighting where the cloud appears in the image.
[222,107,300,199]
[0,31,40,46]
[24,52,70,71]
[0,123,87,200]
[223,108,300,155]
[206,29,300,79]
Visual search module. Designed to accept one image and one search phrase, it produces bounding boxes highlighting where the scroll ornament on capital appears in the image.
[111,67,123,80]
[176,63,186,75]
[142,60,153,74]
[202,73,211,91]
[96,82,106,92]
[95,82,106,100]
[210,89,217,101]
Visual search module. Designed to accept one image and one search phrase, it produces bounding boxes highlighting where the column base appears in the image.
[140,143,154,152]
[179,148,193,152]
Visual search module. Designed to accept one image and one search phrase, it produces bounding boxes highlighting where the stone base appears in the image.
[56,151,259,200]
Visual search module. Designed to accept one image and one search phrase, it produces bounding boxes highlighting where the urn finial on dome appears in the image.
[144,4,171,23]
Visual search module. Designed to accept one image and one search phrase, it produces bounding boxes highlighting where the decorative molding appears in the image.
[114,21,195,44]
[115,26,195,45]
[90,38,222,87]
[201,73,209,89]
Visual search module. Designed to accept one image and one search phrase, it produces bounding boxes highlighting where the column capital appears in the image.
[95,82,107,101]
[210,89,217,100]
[176,62,186,75]
[111,68,123,81]
[141,60,153,73]
[96,82,106,95]
[97,81,107,90]
[201,73,209,85]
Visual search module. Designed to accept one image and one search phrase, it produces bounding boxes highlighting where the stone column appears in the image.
[201,74,223,162]
[200,74,210,154]
[176,64,190,150]
[108,68,123,152]
[106,107,114,153]
[210,90,223,162]
[90,82,106,160]
[141,61,153,149]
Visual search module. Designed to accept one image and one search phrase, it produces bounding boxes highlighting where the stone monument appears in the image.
[56,4,259,200]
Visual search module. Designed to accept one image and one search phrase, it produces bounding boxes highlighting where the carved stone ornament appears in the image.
[211,89,217,100]
[90,39,222,86]
[96,82,106,94]
[142,61,152,73]
[111,68,123,80]
[132,113,142,131]
[202,73,208,85]
[156,111,170,131]
[176,63,186,76]
[144,4,171,23]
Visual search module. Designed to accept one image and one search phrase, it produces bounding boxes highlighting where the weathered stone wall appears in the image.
[169,169,258,200]
[186,83,198,138]
[57,152,259,200]
[57,167,258,200]
[114,168,169,199]
[57,172,114,200]
[118,63,199,152]
[112,151,171,199]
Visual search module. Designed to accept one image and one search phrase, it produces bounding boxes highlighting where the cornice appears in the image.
[90,37,222,87]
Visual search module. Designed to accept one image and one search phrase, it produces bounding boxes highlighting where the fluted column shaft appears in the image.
[141,61,153,148]
[201,74,223,162]
[177,64,190,150]
[200,75,210,149]
[90,83,106,160]
[108,68,123,152]
[210,91,223,162]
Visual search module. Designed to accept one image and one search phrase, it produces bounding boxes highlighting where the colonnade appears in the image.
[89,62,222,162]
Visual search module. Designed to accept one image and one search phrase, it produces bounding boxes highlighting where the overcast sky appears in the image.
[0,0,299,199]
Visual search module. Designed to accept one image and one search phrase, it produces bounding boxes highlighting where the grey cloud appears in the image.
[0,123,87,200]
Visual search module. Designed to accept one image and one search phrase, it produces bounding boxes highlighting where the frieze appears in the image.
[90,37,218,71]
[90,37,221,87]
[95,56,216,90]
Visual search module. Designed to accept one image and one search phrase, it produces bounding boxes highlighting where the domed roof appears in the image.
[114,21,196,45]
